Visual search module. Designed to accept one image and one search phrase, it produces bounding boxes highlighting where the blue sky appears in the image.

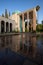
[0,0,43,23]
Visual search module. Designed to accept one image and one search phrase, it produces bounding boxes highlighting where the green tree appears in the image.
[41,20,43,31]
[2,13,4,17]
[36,19,38,24]
[36,24,43,32]
[42,20,43,24]
[36,5,40,11]
[5,9,8,18]
[9,11,10,16]
[12,12,15,15]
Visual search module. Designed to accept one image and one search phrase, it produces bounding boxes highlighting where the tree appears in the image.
[36,24,43,32]
[36,5,40,11]
[2,13,4,17]
[12,12,15,15]
[9,11,10,16]
[41,20,43,31]
[5,9,8,18]
[42,20,43,24]
[36,19,38,24]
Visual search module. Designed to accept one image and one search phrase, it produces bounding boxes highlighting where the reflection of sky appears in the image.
[0,0,43,24]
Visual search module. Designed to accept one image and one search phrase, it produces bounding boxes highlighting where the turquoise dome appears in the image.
[12,10,21,14]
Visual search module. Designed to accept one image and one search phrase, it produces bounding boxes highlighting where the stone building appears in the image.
[9,8,37,32]
[0,6,39,33]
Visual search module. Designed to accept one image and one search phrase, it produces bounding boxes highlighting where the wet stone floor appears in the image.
[0,34,43,65]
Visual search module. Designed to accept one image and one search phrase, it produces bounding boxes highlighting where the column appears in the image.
[9,23,10,32]
[27,11,29,32]
[4,22,6,32]
[22,14,25,32]
[33,8,36,31]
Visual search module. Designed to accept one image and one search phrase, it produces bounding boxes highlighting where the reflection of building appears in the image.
[0,36,12,49]
[19,35,37,58]
[0,6,38,33]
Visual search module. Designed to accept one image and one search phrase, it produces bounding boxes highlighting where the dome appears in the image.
[12,10,21,14]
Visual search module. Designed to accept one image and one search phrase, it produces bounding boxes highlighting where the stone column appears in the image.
[4,22,6,32]
[27,11,29,32]
[22,14,25,32]
[9,23,10,32]
[33,8,36,31]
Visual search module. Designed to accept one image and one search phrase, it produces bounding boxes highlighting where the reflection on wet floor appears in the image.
[0,34,43,65]
[0,36,12,49]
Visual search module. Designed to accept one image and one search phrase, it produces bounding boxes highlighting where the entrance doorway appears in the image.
[25,22,27,32]
[6,22,9,32]
[1,21,5,33]
[10,23,12,32]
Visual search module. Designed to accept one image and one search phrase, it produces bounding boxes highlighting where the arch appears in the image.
[25,22,27,32]
[6,22,9,32]
[1,21,5,33]
[10,23,12,32]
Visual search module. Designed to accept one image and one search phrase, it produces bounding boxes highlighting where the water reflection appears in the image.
[19,34,37,58]
[0,34,43,65]
[0,36,12,49]
[0,37,5,47]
